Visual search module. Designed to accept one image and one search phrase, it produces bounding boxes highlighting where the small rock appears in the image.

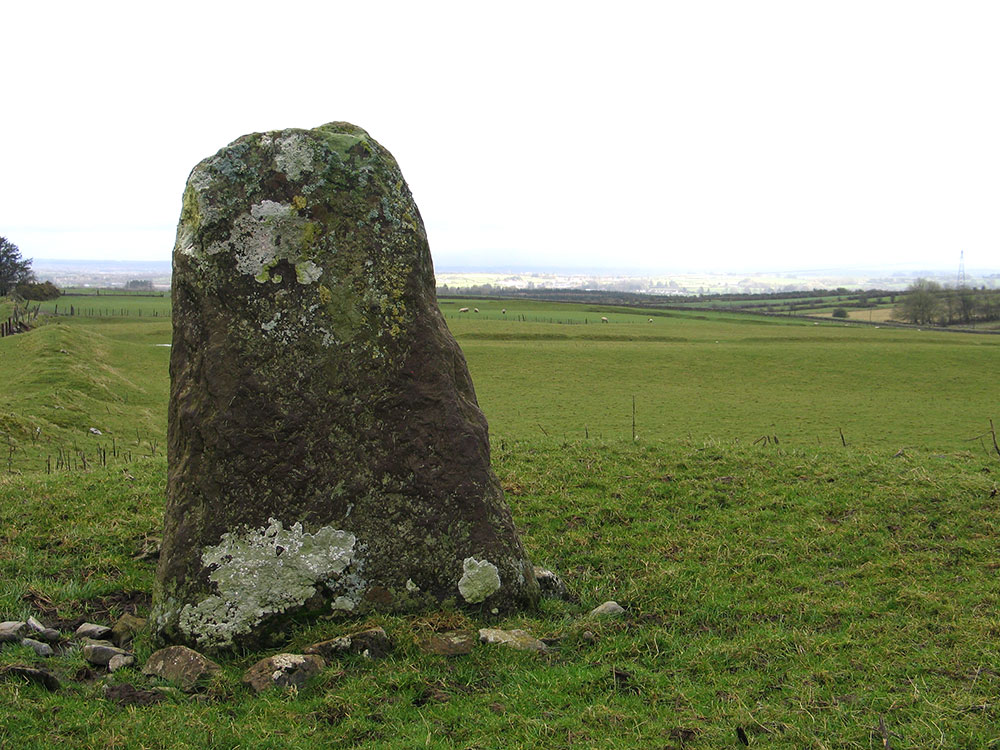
[35,628,62,644]
[89,428,102,435]
[0,621,27,643]
[75,622,112,640]
[142,646,221,692]
[104,683,164,706]
[110,614,146,647]
[589,601,625,618]
[243,653,325,693]
[26,616,46,633]
[108,654,136,672]
[581,630,597,644]
[83,642,131,667]
[304,626,392,660]
[478,628,549,654]
[533,566,568,599]
[0,665,60,691]
[21,638,54,657]
[420,630,477,657]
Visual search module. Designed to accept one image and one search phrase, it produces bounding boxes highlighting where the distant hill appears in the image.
[32,259,172,290]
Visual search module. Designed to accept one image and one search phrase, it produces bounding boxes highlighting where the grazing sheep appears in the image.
[459,307,470,313]
[648,318,653,323]
[600,316,609,323]
[501,309,506,314]
[474,308,479,313]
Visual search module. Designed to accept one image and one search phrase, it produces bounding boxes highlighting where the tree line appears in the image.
[894,279,1000,326]
[0,237,60,300]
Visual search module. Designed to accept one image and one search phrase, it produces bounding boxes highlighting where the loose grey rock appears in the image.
[0,621,27,643]
[243,653,325,692]
[589,601,626,618]
[420,630,477,657]
[304,626,393,660]
[0,665,60,691]
[75,623,113,640]
[581,630,597,644]
[21,638,54,657]
[26,616,46,632]
[104,683,164,706]
[83,643,131,667]
[478,628,549,654]
[111,614,146,647]
[533,566,568,599]
[152,121,538,652]
[142,645,221,692]
[108,653,137,672]
[35,628,61,644]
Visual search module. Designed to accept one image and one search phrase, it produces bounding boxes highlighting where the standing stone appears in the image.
[152,122,538,651]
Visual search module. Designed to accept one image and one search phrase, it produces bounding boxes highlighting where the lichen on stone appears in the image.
[458,557,501,603]
[177,518,356,649]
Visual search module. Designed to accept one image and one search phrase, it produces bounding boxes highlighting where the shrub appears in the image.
[832,308,849,318]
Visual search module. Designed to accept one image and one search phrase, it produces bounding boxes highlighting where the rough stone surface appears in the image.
[0,621,27,643]
[75,622,112,640]
[111,614,146,647]
[304,626,392,659]
[105,683,164,706]
[21,638,54,657]
[142,645,222,692]
[152,122,537,651]
[478,628,549,654]
[533,566,568,599]
[589,601,626,618]
[420,629,477,656]
[108,654,137,672]
[243,653,325,692]
[83,643,131,667]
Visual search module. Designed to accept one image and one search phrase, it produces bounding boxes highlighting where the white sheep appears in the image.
[474,308,479,313]
[501,309,506,314]
[648,318,653,323]
[600,316,609,323]
[459,307,469,313]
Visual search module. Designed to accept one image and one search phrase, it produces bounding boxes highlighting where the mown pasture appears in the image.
[1,294,998,748]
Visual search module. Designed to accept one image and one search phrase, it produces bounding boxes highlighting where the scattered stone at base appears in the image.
[420,630,477,657]
[111,614,147,647]
[533,567,568,599]
[108,654,137,672]
[75,622,112,640]
[589,601,625,618]
[142,645,222,692]
[21,638,54,657]
[243,653,325,693]
[0,621,27,642]
[0,665,60,691]
[104,683,165,706]
[26,616,46,633]
[304,627,393,660]
[478,628,549,654]
[83,642,131,667]
[581,630,597,644]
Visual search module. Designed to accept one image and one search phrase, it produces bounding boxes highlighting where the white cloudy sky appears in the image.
[4,1,999,272]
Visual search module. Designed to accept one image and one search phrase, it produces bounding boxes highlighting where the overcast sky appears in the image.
[5,1,998,272]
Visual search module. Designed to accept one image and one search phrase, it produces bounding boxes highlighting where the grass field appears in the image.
[1,294,999,748]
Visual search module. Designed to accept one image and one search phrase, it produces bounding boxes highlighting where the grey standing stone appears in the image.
[21,638,54,657]
[0,621,27,643]
[151,122,537,652]
[142,645,222,692]
[243,653,325,692]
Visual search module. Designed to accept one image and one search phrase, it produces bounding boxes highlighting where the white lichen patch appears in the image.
[458,557,501,603]
[296,261,323,284]
[406,578,420,593]
[178,518,356,649]
[275,133,314,180]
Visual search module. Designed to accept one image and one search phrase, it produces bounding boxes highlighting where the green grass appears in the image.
[1,298,999,748]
